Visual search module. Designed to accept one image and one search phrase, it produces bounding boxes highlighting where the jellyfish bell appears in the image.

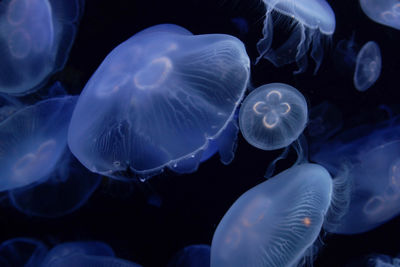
[167,244,211,267]
[239,83,308,151]
[257,0,336,74]
[68,24,250,180]
[354,41,382,92]
[359,0,400,30]
[0,0,83,95]
[210,163,333,267]
[0,238,48,267]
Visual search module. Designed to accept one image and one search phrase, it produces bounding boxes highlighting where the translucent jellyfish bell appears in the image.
[0,0,83,95]
[359,0,400,30]
[239,83,308,150]
[210,164,332,267]
[257,0,336,73]
[0,238,48,267]
[0,95,77,191]
[68,24,250,180]
[312,116,400,234]
[354,41,382,92]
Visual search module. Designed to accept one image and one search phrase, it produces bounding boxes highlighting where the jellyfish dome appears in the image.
[0,237,48,267]
[312,116,400,234]
[257,0,336,73]
[359,0,400,30]
[0,0,83,95]
[68,24,250,180]
[0,95,77,191]
[210,163,332,267]
[239,83,308,150]
[354,41,382,92]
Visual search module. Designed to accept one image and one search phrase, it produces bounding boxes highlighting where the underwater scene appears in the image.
[0,0,400,266]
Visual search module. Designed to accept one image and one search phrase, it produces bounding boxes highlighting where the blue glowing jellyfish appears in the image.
[41,241,143,267]
[0,0,83,95]
[168,244,211,267]
[239,83,308,150]
[0,238,48,267]
[68,24,250,180]
[312,116,400,234]
[210,163,332,267]
[0,95,77,191]
[360,0,400,30]
[0,92,23,123]
[354,41,382,92]
[367,254,400,267]
[257,0,335,74]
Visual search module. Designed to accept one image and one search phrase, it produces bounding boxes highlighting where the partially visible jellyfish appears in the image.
[239,83,308,150]
[334,38,382,92]
[367,254,400,267]
[0,92,23,122]
[8,151,101,217]
[0,0,83,95]
[312,115,400,234]
[0,95,77,191]
[359,0,400,30]
[168,244,211,267]
[0,237,48,267]
[257,0,336,74]
[41,241,143,267]
[68,24,250,180]
[210,163,332,267]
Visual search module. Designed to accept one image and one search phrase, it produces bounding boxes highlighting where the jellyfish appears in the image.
[311,115,400,234]
[41,241,143,267]
[0,95,77,191]
[257,0,336,74]
[334,38,382,92]
[239,83,308,151]
[0,0,83,95]
[359,0,400,30]
[167,244,211,267]
[0,92,23,123]
[210,163,333,267]
[0,238,48,267]
[68,24,250,180]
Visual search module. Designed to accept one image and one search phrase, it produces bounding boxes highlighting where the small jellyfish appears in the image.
[0,0,83,95]
[359,0,400,30]
[167,244,211,267]
[210,163,332,267]
[312,116,400,234]
[68,24,250,180]
[334,38,382,92]
[257,0,336,74]
[41,241,143,267]
[0,238,48,267]
[0,95,77,191]
[239,83,308,150]
[354,41,382,92]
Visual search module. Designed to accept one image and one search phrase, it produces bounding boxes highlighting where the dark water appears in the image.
[1,0,400,266]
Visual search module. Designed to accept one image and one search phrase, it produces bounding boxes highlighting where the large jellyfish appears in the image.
[41,241,143,267]
[311,115,400,234]
[0,0,83,95]
[239,83,308,150]
[257,0,336,74]
[210,163,332,267]
[168,244,211,267]
[0,238,48,266]
[359,0,400,30]
[68,24,250,180]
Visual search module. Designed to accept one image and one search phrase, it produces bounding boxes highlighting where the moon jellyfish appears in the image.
[8,151,101,217]
[257,0,336,74]
[68,24,250,180]
[168,244,211,267]
[0,238,48,267]
[239,83,308,150]
[0,95,77,191]
[41,241,143,267]
[334,38,382,92]
[312,116,400,234]
[0,0,83,95]
[359,0,400,30]
[210,163,332,267]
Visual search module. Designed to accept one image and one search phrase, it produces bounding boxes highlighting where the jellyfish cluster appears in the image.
[0,0,399,266]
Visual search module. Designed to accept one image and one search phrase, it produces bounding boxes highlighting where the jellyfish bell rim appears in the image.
[239,82,308,151]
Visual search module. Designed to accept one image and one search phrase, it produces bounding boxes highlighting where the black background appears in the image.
[1,0,400,266]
